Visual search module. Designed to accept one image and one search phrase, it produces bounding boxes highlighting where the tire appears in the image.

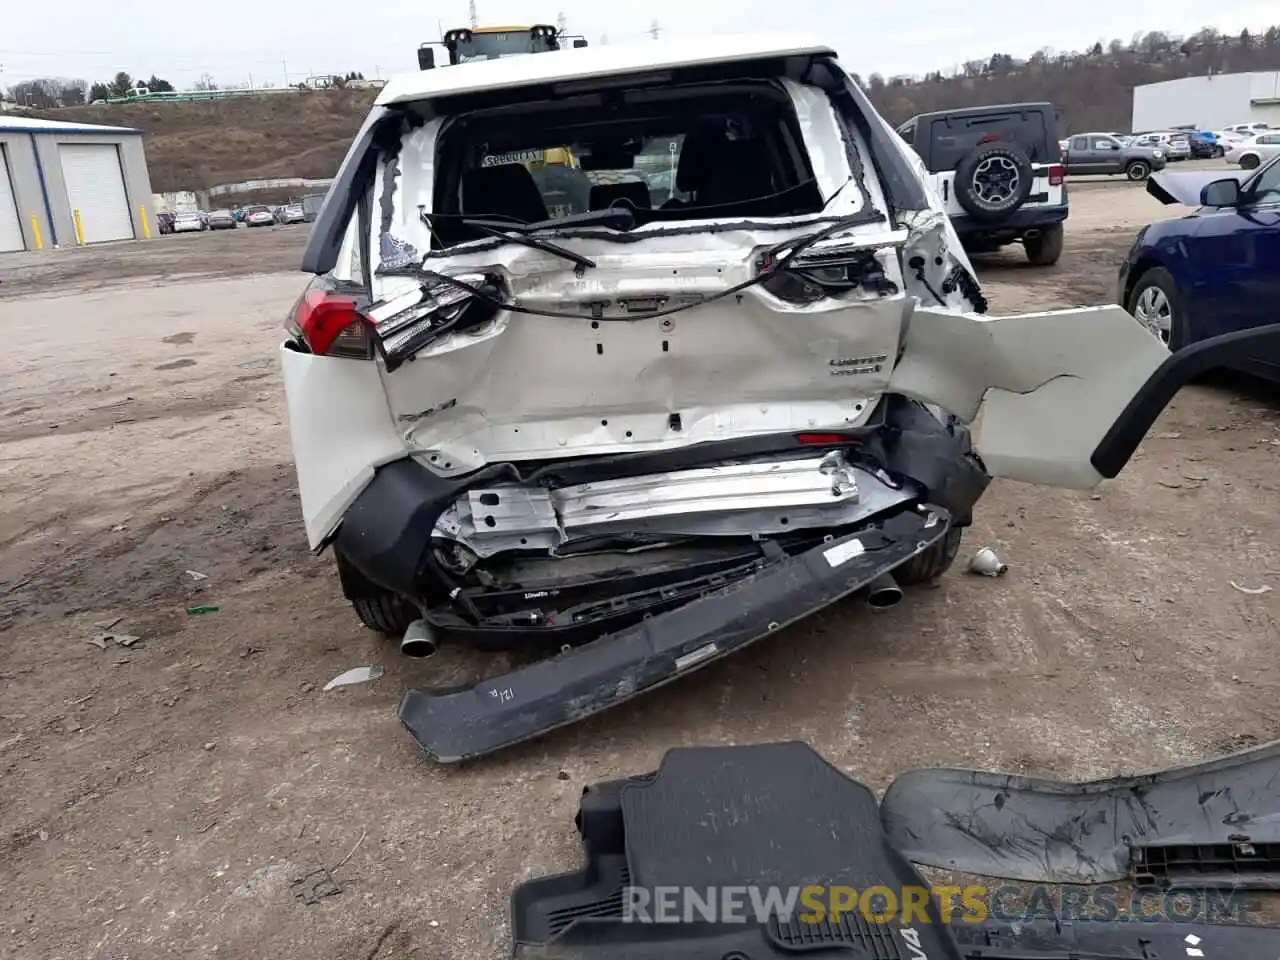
[894,527,963,584]
[1024,223,1064,266]
[1125,160,1150,181]
[1125,266,1187,351]
[953,141,1034,221]
[335,551,417,637]
[1241,154,1261,170]
[1213,146,1225,159]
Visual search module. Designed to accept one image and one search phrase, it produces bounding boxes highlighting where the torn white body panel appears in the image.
[280,347,408,546]
[376,231,912,475]
[889,305,1170,488]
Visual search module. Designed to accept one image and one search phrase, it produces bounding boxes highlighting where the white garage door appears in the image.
[60,143,134,244]
[0,146,25,252]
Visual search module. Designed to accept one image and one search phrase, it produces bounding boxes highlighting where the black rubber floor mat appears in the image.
[622,742,889,889]
[512,742,956,959]
[880,740,1280,886]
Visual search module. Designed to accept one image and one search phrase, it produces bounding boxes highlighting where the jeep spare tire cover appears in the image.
[953,141,1034,221]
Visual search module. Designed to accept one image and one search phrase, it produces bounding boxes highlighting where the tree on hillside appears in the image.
[89,82,110,102]
[6,77,88,107]
[108,72,135,97]
[58,80,88,105]
[145,75,175,92]
[8,79,60,108]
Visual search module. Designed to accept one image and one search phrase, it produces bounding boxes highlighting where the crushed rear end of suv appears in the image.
[280,36,1200,761]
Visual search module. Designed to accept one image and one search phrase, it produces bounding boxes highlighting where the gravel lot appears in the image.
[2,187,1278,960]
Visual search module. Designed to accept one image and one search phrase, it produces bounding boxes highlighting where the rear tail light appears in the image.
[364,273,500,372]
[757,239,899,304]
[289,288,373,359]
[1047,163,1064,186]
[797,433,857,444]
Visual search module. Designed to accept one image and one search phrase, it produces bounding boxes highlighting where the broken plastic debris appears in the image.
[86,634,110,650]
[186,604,220,615]
[968,547,1008,577]
[322,665,385,692]
[114,634,141,648]
[1229,580,1273,596]
[185,570,208,581]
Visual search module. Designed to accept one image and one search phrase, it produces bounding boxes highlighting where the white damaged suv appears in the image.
[283,34,1198,762]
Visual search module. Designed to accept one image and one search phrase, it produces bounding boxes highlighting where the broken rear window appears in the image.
[410,78,833,249]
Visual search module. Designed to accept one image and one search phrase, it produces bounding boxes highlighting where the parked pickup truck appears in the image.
[1063,133,1166,181]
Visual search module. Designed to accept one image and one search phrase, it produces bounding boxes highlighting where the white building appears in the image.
[1131,71,1280,132]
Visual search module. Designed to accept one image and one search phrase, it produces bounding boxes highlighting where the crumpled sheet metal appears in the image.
[879,740,1280,885]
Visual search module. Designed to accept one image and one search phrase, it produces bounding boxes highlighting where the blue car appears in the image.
[1188,129,1224,159]
[1117,155,1280,381]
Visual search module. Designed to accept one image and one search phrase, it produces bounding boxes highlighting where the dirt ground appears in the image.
[2,187,1279,960]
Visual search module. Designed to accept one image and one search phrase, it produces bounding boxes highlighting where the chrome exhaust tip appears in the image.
[400,619,438,659]
[865,573,903,611]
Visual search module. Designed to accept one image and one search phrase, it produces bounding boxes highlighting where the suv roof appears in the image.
[903,101,1056,122]
[376,33,834,105]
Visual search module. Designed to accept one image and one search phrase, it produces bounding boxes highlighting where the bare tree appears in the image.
[8,78,89,107]
[556,11,568,35]
[649,20,661,40]
[192,73,218,92]
[58,79,88,105]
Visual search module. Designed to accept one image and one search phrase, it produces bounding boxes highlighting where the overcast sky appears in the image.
[2,0,1278,89]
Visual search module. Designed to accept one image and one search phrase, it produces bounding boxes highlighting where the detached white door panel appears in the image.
[60,143,134,243]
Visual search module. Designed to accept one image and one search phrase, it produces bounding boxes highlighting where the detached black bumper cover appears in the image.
[399,506,951,763]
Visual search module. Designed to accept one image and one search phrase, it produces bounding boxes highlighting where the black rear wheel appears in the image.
[1024,223,1064,266]
[335,551,417,637]
[895,527,964,584]
[1126,266,1187,351]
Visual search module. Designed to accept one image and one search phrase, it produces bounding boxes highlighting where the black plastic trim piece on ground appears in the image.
[399,506,951,763]
[1090,323,1280,479]
[880,739,1280,887]
[511,741,1280,959]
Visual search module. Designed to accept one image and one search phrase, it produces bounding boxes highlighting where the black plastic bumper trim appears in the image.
[949,202,1068,236]
[398,506,950,763]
